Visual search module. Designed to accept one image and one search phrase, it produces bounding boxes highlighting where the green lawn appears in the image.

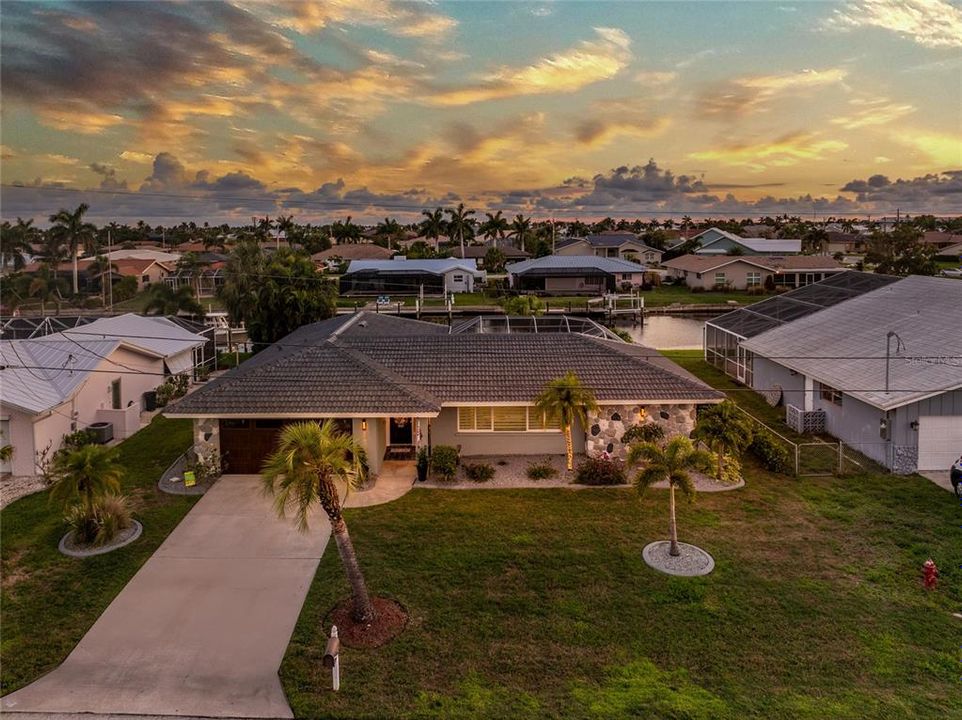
[281,471,960,719]
[0,416,196,695]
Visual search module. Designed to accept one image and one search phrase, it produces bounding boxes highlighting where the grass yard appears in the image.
[0,415,196,695]
[282,468,960,720]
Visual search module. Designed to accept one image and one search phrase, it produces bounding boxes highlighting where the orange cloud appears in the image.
[429,28,632,106]
[689,132,848,171]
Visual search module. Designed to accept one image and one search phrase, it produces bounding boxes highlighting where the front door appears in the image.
[389,417,413,445]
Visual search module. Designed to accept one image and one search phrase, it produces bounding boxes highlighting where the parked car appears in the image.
[941,268,962,278]
[951,455,962,498]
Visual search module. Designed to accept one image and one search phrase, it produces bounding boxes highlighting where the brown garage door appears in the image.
[218,419,355,474]
[219,419,285,474]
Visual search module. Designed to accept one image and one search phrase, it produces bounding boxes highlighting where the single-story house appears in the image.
[104,257,173,290]
[825,232,864,255]
[455,243,531,268]
[0,315,207,477]
[921,231,962,250]
[312,244,395,271]
[688,227,745,247]
[662,254,845,290]
[164,312,724,475]
[694,236,801,256]
[555,233,664,265]
[934,240,962,260]
[705,273,962,474]
[339,258,485,295]
[506,255,648,295]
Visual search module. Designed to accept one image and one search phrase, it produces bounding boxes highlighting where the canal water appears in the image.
[619,315,716,350]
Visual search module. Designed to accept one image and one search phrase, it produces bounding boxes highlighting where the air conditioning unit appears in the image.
[87,422,114,444]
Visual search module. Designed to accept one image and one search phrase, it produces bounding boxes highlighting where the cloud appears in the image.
[696,68,847,118]
[634,70,678,86]
[263,0,458,38]
[428,27,632,105]
[840,171,962,203]
[573,99,671,146]
[688,132,848,171]
[90,162,128,191]
[826,0,962,49]
[892,130,962,165]
[830,97,915,129]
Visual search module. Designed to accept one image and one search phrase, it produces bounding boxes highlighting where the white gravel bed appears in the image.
[643,540,716,576]
[0,475,48,509]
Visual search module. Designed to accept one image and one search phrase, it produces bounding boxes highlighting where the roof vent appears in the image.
[359,320,368,327]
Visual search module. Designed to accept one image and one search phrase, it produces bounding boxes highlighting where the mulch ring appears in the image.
[325,596,408,648]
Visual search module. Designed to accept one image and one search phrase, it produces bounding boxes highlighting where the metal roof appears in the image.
[449,315,621,340]
[708,271,898,339]
[697,237,802,254]
[0,336,121,414]
[506,255,647,275]
[740,275,962,410]
[344,258,481,275]
[61,314,206,358]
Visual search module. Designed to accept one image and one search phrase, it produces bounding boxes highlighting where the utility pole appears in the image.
[107,230,114,311]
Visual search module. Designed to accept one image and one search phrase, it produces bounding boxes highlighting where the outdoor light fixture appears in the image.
[361,420,368,431]
[910,420,919,431]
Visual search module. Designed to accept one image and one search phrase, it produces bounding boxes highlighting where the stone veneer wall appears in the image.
[586,404,697,460]
[193,418,220,459]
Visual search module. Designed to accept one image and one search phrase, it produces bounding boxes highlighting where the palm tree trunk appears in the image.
[668,484,680,556]
[72,251,79,295]
[564,424,574,471]
[716,450,724,481]
[331,517,375,623]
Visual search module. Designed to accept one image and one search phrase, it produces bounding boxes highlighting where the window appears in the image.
[452,274,464,282]
[714,272,727,286]
[621,273,632,281]
[457,406,560,432]
[111,379,121,410]
[820,383,843,406]
[142,275,150,284]
[746,271,762,287]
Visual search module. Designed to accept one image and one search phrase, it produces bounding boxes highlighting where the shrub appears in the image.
[749,431,792,473]
[65,494,132,546]
[430,445,459,482]
[154,373,190,407]
[525,460,557,480]
[503,295,545,316]
[746,286,766,295]
[621,423,665,446]
[463,461,495,483]
[575,455,627,486]
[59,429,97,455]
[416,446,429,471]
[690,286,705,294]
[720,454,742,485]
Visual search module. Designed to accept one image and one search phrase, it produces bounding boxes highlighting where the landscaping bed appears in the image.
[0,416,196,696]
[282,464,961,719]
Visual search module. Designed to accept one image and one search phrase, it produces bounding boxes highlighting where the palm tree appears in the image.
[1,217,37,271]
[28,265,66,314]
[256,215,274,242]
[535,371,598,471]
[275,215,296,247]
[50,445,124,517]
[419,207,446,247]
[628,436,712,557]
[509,214,532,251]
[48,204,97,295]
[479,211,509,249]
[446,203,476,258]
[331,216,361,244]
[262,421,375,623]
[375,217,403,251]
[691,401,753,481]
[143,282,204,317]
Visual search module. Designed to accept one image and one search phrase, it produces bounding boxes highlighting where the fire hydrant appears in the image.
[922,559,938,590]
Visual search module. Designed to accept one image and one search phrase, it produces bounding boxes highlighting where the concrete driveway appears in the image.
[2,475,330,719]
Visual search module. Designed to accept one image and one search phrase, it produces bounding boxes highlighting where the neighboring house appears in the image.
[0,315,206,477]
[164,252,229,298]
[340,258,485,295]
[705,273,961,474]
[694,236,801,256]
[825,231,864,255]
[311,244,395,270]
[935,241,962,260]
[105,258,174,290]
[688,227,745,247]
[455,243,530,268]
[922,231,962,250]
[555,232,664,265]
[164,312,724,474]
[396,234,451,251]
[662,254,845,290]
[506,255,647,294]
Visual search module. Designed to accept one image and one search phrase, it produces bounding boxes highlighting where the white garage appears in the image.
[917,416,962,471]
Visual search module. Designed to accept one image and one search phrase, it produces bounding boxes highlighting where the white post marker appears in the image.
[323,625,341,692]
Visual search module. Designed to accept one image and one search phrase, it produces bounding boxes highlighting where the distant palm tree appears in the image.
[509,214,532,251]
[479,210,509,249]
[535,371,598,471]
[256,216,274,241]
[375,217,403,251]
[419,208,446,246]
[143,282,204,317]
[48,203,97,295]
[1,217,36,271]
[446,203,476,258]
[331,216,361,244]
[691,401,753,481]
[28,265,67,314]
[275,215,296,247]
[262,421,375,623]
[628,436,712,557]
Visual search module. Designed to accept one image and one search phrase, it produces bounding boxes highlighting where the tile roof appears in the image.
[165,312,722,417]
[741,275,962,410]
[312,244,395,261]
[507,255,647,274]
[455,244,530,259]
[663,254,843,273]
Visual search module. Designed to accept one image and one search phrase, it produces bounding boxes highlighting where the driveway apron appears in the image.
[2,475,330,719]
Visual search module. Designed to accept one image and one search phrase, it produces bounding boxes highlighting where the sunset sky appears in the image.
[1,0,961,224]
